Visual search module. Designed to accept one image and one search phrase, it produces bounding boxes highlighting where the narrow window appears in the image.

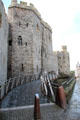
[18,36,22,45]
[26,23,29,27]
[9,40,12,46]
[37,65,38,72]
[21,64,24,71]
[25,42,27,46]
[37,24,39,31]
[19,21,21,26]
[8,64,12,71]
[49,35,51,40]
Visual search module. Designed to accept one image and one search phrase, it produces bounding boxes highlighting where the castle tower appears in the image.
[62,46,67,52]
[11,0,17,6]
[8,1,53,78]
[57,46,70,75]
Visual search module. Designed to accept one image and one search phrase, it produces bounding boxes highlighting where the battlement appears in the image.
[61,45,67,52]
[20,1,27,7]
[9,1,52,31]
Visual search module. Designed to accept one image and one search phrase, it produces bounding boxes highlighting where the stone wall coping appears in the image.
[0,103,54,111]
[0,0,8,20]
[8,3,52,32]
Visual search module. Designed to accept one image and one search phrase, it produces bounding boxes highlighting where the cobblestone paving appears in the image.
[1,80,49,108]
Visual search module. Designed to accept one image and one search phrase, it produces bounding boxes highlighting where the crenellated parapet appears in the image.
[9,1,52,31]
[61,45,67,52]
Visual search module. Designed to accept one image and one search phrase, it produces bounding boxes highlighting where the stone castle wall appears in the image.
[53,52,58,75]
[8,1,54,78]
[0,0,8,84]
[41,25,54,72]
[8,8,34,77]
[0,0,70,81]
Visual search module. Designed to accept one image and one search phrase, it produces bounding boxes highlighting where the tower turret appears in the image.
[62,45,67,52]
[11,0,17,6]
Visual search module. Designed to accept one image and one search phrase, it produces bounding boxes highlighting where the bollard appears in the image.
[34,94,41,120]
[56,86,66,109]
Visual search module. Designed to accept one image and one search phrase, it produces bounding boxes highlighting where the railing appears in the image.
[0,73,40,101]
[40,71,58,102]
[40,71,75,103]
[62,77,75,88]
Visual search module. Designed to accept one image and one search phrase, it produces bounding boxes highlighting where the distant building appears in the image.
[56,46,70,75]
[75,62,80,78]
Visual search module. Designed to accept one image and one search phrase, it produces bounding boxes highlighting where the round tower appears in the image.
[11,0,17,6]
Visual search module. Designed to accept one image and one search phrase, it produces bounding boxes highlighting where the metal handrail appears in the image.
[62,78,74,86]
[0,73,40,100]
[40,71,58,102]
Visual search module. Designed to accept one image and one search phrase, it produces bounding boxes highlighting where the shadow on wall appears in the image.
[0,11,2,27]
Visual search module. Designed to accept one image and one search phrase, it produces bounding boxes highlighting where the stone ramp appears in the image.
[1,80,48,108]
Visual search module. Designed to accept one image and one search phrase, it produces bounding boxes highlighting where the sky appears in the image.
[2,0,80,70]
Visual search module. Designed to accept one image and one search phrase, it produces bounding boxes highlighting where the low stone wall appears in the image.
[0,103,63,120]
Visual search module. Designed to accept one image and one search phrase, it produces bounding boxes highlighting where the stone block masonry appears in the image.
[56,46,70,75]
[0,0,70,84]
[0,0,9,84]
[8,0,54,78]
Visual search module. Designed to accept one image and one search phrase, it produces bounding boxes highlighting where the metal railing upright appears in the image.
[0,73,40,101]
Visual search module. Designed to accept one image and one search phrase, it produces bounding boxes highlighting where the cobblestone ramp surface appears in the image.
[1,80,48,108]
